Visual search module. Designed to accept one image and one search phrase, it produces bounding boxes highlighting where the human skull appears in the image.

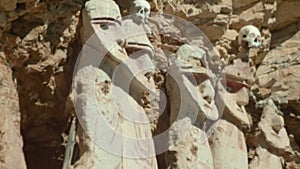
[238,25,261,48]
[130,0,151,24]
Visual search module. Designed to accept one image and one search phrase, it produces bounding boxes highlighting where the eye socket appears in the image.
[135,6,142,12]
[100,24,109,30]
[243,34,247,38]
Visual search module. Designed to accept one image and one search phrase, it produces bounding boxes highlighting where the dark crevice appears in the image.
[11,16,44,39]
[16,3,27,12]
[13,6,83,169]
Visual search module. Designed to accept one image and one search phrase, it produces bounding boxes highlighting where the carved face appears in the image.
[238,25,261,48]
[130,0,151,24]
[217,81,251,128]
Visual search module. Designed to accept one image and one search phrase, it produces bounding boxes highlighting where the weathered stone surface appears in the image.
[249,146,283,169]
[153,0,232,42]
[176,44,207,67]
[225,58,254,84]
[0,56,27,169]
[166,118,214,169]
[272,0,300,31]
[232,0,259,9]
[216,29,239,63]
[258,100,290,151]
[256,31,300,104]
[234,2,264,28]
[85,0,121,20]
[256,30,300,146]
[209,120,248,169]
[167,45,219,126]
[71,66,158,169]
[0,0,82,168]
[71,66,122,169]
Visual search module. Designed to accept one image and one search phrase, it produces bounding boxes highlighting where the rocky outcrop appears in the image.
[0,0,300,169]
[258,100,290,151]
[209,120,248,169]
[0,0,82,168]
[249,146,283,169]
[166,118,214,169]
[256,29,300,147]
[0,56,26,169]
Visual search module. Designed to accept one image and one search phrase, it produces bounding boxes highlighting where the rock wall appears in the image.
[0,0,82,169]
[0,0,299,169]
[0,55,26,169]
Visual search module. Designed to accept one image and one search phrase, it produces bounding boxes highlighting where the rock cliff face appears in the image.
[0,0,300,169]
[0,0,82,168]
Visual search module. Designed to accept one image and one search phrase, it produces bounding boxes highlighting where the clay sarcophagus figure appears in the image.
[72,0,159,168]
